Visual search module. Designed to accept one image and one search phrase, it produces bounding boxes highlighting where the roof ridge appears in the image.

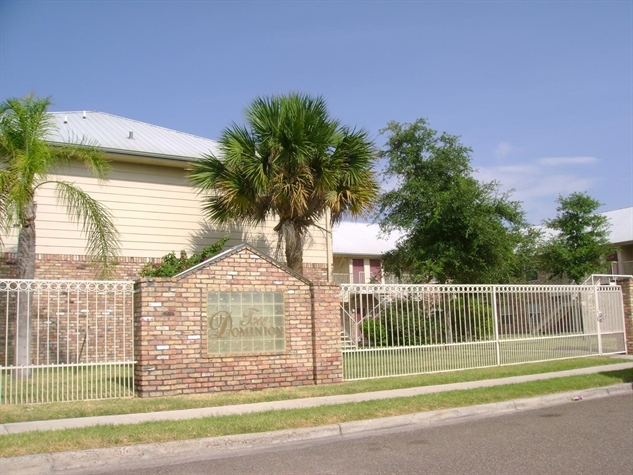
[48,111,219,144]
[600,206,633,214]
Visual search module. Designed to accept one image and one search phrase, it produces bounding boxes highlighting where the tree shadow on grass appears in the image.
[598,369,633,383]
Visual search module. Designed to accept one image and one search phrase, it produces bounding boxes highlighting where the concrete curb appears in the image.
[3,361,633,435]
[4,383,631,475]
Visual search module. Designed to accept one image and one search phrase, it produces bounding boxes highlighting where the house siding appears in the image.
[2,158,329,266]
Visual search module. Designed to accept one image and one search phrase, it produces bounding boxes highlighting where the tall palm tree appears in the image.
[190,93,379,274]
[0,94,120,278]
[0,94,120,375]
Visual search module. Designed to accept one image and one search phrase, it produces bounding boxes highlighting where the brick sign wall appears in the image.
[134,245,342,397]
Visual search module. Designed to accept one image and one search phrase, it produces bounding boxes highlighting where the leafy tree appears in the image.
[190,93,379,274]
[377,119,536,284]
[540,192,613,283]
[139,237,230,277]
[0,94,120,377]
[0,94,120,279]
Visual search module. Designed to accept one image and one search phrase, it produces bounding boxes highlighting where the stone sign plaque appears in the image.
[207,292,286,355]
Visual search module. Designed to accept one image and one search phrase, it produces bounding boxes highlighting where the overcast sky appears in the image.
[1,0,631,225]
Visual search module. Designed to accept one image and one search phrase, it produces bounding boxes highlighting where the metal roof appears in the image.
[332,206,633,257]
[332,222,402,256]
[47,111,219,162]
[603,207,633,245]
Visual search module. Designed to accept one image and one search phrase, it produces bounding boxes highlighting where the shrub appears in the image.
[139,237,230,277]
[439,295,494,343]
[361,295,494,347]
[381,301,445,346]
[360,318,389,346]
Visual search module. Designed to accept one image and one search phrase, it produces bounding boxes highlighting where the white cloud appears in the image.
[494,141,515,160]
[475,159,600,224]
[379,151,603,225]
[537,156,599,166]
[513,174,595,200]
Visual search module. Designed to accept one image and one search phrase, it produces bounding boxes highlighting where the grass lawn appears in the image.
[0,356,624,425]
[1,338,623,404]
[0,364,134,405]
[343,335,624,379]
[1,367,630,458]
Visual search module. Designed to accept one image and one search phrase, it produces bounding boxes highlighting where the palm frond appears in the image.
[50,134,111,181]
[1,94,120,278]
[0,169,18,230]
[0,94,56,171]
[327,127,379,223]
[52,181,120,279]
[191,154,268,226]
[189,93,379,271]
[189,154,226,192]
[0,94,57,229]
[0,173,11,248]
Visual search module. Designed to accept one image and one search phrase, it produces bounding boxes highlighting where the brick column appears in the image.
[619,278,633,355]
[134,278,192,398]
[311,283,343,384]
[303,263,330,284]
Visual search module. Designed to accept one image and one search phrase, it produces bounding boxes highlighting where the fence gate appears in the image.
[595,286,627,355]
[340,283,627,381]
[0,279,135,404]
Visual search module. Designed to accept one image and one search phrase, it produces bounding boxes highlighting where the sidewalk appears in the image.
[3,359,632,435]
[3,359,632,475]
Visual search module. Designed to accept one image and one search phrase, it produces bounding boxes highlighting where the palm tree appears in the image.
[190,93,379,274]
[0,93,120,376]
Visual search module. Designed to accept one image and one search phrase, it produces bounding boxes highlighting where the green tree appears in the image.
[0,94,120,278]
[540,192,613,283]
[0,94,120,376]
[377,119,536,284]
[190,93,379,274]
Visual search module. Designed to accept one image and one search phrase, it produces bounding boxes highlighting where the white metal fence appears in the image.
[340,283,627,380]
[0,279,135,404]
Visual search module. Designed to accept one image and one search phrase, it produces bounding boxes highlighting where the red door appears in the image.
[369,259,382,283]
[352,259,364,284]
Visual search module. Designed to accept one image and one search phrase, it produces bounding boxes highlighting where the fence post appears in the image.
[594,284,603,356]
[618,277,633,355]
[492,285,500,366]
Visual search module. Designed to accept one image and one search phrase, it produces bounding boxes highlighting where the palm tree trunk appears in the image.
[17,201,37,279]
[284,222,304,275]
[15,200,36,378]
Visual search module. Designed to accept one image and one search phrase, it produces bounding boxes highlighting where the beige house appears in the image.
[0,111,331,281]
[332,208,633,285]
[604,207,633,276]
[331,222,401,284]
[5,110,625,285]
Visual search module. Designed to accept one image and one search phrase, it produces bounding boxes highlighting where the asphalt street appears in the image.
[97,393,633,475]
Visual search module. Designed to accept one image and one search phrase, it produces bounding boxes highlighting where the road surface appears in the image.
[100,394,633,475]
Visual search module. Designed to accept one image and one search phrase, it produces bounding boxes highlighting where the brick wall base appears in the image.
[0,252,158,281]
[1,252,330,283]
